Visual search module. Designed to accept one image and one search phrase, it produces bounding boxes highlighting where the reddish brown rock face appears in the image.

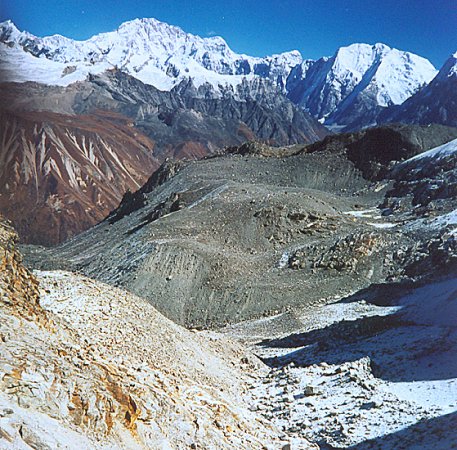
[0,110,159,245]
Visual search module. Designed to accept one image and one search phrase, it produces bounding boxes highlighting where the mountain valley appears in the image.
[1,12,457,450]
[9,124,457,449]
[1,18,456,243]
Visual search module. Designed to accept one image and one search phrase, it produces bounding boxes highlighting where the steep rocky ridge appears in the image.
[1,71,328,148]
[381,52,457,127]
[0,217,48,326]
[0,70,327,245]
[24,125,457,328]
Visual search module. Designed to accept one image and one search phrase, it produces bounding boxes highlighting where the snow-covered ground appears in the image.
[228,277,457,448]
[404,137,457,163]
[406,208,457,236]
[344,208,398,229]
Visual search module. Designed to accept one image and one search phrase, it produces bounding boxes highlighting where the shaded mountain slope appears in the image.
[304,123,457,180]
[286,43,437,131]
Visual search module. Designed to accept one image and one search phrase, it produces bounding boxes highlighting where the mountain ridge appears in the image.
[0,18,302,90]
[381,51,457,127]
[0,69,328,245]
[0,18,438,131]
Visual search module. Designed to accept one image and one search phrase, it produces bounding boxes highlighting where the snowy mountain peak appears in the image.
[0,18,304,91]
[436,51,457,79]
[286,41,437,129]
[0,20,30,42]
[0,19,19,33]
[381,48,457,128]
[330,42,436,97]
[0,18,441,131]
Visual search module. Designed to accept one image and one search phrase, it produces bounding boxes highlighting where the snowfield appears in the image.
[0,18,300,91]
[405,137,457,163]
[228,276,457,449]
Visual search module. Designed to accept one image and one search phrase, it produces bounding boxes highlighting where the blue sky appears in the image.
[2,0,456,67]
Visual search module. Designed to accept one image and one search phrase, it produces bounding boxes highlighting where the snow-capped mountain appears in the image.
[0,18,301,90]
[286,43,437,131]
[0,18,438,131]
[382,51,457,127]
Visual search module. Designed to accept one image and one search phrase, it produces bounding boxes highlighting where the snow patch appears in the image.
[404,137,457,163]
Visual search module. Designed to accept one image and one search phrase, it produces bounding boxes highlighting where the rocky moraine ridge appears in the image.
[26,124,457,328]
[1,16,457,449]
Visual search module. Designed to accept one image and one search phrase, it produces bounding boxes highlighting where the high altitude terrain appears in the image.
[1,215,310,449]
[2,17,456,244]
[383,52,457,127]
[1,15,457,449]
[0,71,326,245]
[26,124,457,328]
[0,18,444,131]
[20,123,457,448]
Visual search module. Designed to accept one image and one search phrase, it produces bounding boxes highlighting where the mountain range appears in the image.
[2,15,457,450]
[0,18,441,129]
[0,17,456,244]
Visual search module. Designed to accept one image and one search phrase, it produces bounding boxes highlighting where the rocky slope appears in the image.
[0,70,327,245]
[382,51,457,127]
[304,123,457,180]
[0,108,159,245]
[24,124,457,329]
[18,123,457,449]
[0,217,303,449]
[0,70,328,148]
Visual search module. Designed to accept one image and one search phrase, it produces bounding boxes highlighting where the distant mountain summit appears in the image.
[382,51,457,127]
[0,17,451,245]
[0,18,301,90]
[286,43,437,131]
[0,18,438,131]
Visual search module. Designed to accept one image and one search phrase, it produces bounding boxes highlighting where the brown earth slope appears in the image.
[0,70,328,245]
[0,109,159,245]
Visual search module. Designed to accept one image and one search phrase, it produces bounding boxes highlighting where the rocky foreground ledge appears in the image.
[3,213,457,449]
[1,218,316,449]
